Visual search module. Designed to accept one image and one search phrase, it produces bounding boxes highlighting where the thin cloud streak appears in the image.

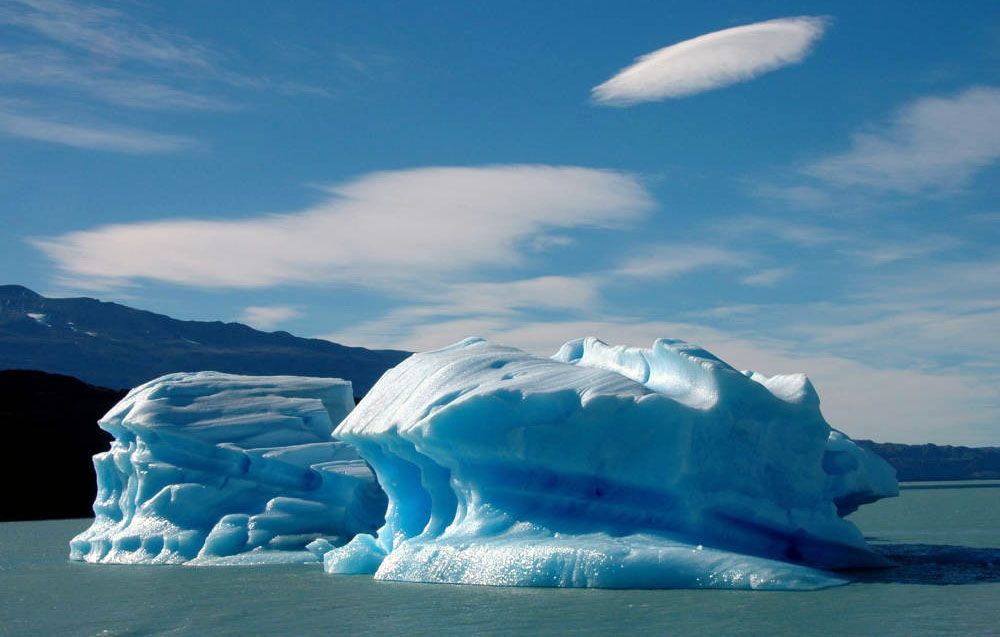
[0,0,214,68]
[0,0,331,153]
[240,305,302,331]
[0,47,233,110]
[616,244,746,278]
[0,104,197,153]
[592,16,828,105]
[741,267,791,287]
[33,165,654,289]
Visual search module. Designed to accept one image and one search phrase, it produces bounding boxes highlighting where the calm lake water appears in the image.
[2,482,998,636]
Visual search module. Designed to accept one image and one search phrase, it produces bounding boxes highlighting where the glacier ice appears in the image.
[323,336,898,590]
[69,372,386,565]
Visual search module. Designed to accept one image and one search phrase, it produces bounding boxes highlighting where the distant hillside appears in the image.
[0,370,126,521]
[855,440,1000,481]
[0,285,409,395]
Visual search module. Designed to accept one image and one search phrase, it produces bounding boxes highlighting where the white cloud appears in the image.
[740,267,791,287]
[718,216,849,247]
[616,244,746,279]
[528,234,574,252]
[0,103,197,153]
[806,86,1000,193]
[850,234,961,266]
[439,276,602,315]
[592,16,828,105]
[33,165,654,288]
[240,305,302,330]
[321,274,603,347]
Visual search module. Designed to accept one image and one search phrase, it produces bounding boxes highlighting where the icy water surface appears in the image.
[2,482,999,636]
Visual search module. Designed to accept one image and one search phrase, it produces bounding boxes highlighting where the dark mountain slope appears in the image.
[856,440,1000,481]
[0,370,126,521]
[0,285,409,395]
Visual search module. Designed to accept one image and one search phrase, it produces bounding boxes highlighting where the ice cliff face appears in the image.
[69,372,386,565]
[323,337,897,590]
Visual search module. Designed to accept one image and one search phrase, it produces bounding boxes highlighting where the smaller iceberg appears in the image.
[69,372,386,565]
[324,337,897,590]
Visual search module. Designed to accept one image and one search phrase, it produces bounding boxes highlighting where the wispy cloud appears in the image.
[851,235,961,266]
[33,165,654,288]
[240,305,302,330]
[0,102,197,153]
[0,0,335,152]
[716,215,961,268]
[592,16,828,105]
[715,215,849,247]
[616,244,746,278]
[752,183,833,210]
[0,47,232,110]
[805,86,1000,193]
[321,274,604,347]
[740,267,791,287]
[0,0,214,68]
[437,276,603,315]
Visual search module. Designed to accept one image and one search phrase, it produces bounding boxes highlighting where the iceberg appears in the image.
[323,336,897,590]
[69,372,386,565]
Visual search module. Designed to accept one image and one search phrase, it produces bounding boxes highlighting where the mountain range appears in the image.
[0,285,408,395]
[855,440,1000,482]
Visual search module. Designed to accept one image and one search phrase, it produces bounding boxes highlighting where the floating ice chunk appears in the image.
[69,372,386,565]
[324,337,896,590]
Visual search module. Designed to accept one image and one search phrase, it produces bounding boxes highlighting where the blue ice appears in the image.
[69,372,386,565]
[323,337,897,590]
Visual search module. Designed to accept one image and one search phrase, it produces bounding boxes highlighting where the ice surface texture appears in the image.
[324,337,897,590]
[69,372,386,565]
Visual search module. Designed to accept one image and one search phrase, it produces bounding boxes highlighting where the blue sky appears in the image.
[2,0,999,444]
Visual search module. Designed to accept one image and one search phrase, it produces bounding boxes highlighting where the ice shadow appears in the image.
[844,543,1000,585]
[898,482,1000,490]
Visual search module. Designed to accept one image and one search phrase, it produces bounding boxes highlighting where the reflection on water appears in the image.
[898,483,1000,490]
[849,543,1000,585]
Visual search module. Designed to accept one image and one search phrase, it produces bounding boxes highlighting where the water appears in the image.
[2,483,998,636]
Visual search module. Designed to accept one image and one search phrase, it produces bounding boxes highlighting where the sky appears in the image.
[1,0,999,445]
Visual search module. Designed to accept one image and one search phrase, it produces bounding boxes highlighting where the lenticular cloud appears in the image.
[592,16,828,105]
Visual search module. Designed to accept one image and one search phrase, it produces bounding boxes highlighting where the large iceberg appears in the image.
[323,337,897,590]
[70,372,386,565]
